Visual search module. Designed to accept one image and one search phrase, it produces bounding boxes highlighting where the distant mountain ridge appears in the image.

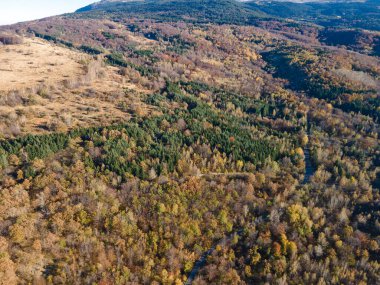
[76,0,380,31]
[253,0,366,2]
[76,0,268,25]
[94,0,368,4]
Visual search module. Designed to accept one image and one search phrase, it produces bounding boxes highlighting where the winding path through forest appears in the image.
[303,122,314,184]
[185,124,315,284]
[184,230,243,285]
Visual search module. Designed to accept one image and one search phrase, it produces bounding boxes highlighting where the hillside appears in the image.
[0,0,379,284]
[247,0,380,31]
[76,0,268,24]
[77,0,380,31]
[74,0,380,54]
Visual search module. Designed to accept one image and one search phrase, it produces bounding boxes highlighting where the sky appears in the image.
[0,0,97,25]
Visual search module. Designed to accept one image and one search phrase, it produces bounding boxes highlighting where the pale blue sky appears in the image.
[0,0,98,25]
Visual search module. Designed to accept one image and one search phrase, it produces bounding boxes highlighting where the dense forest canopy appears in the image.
[0,0,379,284]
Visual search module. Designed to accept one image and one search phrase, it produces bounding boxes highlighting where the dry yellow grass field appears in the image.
[0,37,157,138]
[0,37,87,92]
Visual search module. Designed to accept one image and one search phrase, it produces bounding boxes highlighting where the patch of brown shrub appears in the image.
[0,34,23,45]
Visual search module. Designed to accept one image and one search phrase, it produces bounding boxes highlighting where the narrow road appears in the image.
[303,119,315,184]
[303,147,314,184]
[185,231,242,285]
[184,249,214,285]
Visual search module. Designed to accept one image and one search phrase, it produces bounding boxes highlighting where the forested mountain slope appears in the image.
[247,0,380,31]
[0,0,379,284]
[76,0,268,24]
